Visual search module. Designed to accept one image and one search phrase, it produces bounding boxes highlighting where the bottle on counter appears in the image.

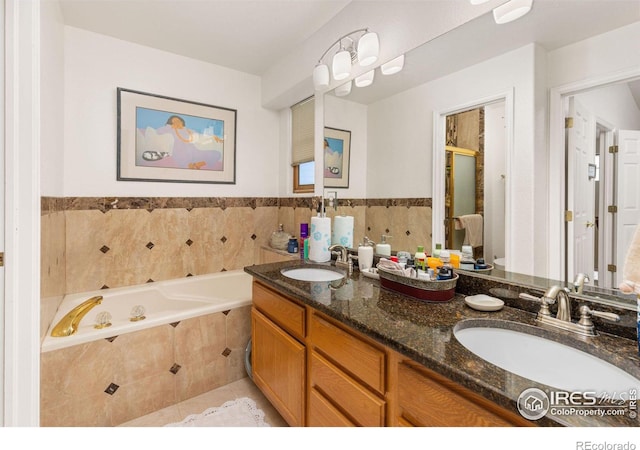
[414,246,427,271]
[433,243,442,258]
[460,245,475,270]
[287,237,299,254]
[358,237,375,271]
[299,223,309,260]
[375,235,392,257]
[269,224,291,251]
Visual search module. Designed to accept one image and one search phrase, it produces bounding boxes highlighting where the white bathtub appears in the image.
[42,270,253,352]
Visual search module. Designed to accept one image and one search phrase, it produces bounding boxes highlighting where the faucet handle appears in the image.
[577,305,621,328]
[519,292,554,316]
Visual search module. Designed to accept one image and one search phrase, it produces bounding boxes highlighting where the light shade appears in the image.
[313,64,329,90]
[334,80,352,97]
[493,0,533,24]
[469,0,490,4]
[332,49,352,80]
[355,70,374,88]
[357,31,379,67]
[381,54,404,75]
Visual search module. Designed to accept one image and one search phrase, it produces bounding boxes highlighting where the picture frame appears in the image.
[323,126,351,188]
[117,88,237,184]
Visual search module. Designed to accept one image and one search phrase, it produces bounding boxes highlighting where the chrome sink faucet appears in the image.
[519,285,619,336]
[573,273,590,294]
[329,244,353,275]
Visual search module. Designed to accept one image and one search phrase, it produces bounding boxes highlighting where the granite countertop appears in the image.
[245,259,640,427]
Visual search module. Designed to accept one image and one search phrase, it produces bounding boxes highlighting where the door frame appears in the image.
[548,66,640,282]
[3,0,42,426]
[433,89,514,268]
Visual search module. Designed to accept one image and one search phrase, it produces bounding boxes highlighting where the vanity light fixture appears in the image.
[381,54,405,75]
[492,0,533,24]
[334,80,352,97]
[313,28,379,90]
[355,70,374,88]
[469,0,490,4]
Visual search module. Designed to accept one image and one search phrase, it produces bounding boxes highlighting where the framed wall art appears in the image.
[117,88,237,184]
[323,126,351,188]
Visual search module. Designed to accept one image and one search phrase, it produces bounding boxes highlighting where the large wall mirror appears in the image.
[320,1,640,309]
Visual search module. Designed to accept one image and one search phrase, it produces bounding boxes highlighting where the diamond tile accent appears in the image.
[186,273,193,277]
[406,230,411,236]
[169,363,181,374]
[222,348,232,357]
[146,278,154,283]
[100,245,110,254]
[185,239,193,246]
[220,236,227,243]
[251,234,257,240]
[105,336,118,343]
[222,310,231,316]
[104,383,119,395]
[101,285,110,290]
[146,242,155,250]
[169,322,180,328]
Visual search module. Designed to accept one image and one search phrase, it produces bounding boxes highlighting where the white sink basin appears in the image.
[454,321,640,395]
[281,267,344,282]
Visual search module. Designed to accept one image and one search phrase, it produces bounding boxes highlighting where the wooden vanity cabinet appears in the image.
[391,355,533,427]
[251,280,532,427]
[251,282,306,426]
[307,312,387,427]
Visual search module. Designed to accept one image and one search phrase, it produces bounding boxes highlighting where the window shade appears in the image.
[291,96,315,166]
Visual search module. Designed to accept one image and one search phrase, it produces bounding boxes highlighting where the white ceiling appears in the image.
[58,0,351,75]
[58,0,640,103]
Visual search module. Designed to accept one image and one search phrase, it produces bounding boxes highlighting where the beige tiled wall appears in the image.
[40,305,251,427]
[39,196,432,426]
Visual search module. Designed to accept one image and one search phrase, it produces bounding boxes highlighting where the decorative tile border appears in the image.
[42,196,433,213]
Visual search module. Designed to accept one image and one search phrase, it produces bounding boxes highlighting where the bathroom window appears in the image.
[291,96,314,193]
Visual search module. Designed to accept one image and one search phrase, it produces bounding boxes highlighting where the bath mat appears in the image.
[165,397,270,427]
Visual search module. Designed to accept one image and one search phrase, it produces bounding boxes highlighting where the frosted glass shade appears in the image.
[334,80,352,97]
[332,49,352,80]
[355,70,374,87]
[313,64,329,90]
[493,0,532,24]
[381,54,404,75]
[357,31,379,67]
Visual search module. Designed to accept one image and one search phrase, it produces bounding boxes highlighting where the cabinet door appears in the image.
[308,388,355,427]
[252,308,305,426]
[397,360,531,427]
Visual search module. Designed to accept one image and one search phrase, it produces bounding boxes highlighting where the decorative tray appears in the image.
[377,267,458,302]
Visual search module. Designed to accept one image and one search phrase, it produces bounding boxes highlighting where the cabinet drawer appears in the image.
[252,281,305,340]
[310,352,385,427]
[308,388,355,427]
[309,313,385,395]
[397,361,530,427]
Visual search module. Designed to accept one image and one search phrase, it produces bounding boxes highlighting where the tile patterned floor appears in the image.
[118,377,288,427]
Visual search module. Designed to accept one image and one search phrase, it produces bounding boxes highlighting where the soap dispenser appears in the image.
[376,235,392,257]
[358,237,375,271]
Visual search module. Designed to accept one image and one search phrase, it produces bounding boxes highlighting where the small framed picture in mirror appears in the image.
[324,126,351,188]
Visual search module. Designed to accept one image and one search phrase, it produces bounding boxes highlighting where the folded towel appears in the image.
[454,214,484,248]
[377,258,416,278]
[619,224,640,295]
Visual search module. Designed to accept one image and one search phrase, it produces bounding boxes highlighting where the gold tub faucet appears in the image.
[51,295,103,337]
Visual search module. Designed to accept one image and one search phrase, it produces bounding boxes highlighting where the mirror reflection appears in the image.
[321,2,640,308]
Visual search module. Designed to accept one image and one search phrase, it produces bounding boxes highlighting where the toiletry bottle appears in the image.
[269,224,290,251]
[437,266,453,280]
[299,223,308,260]
[376,235,392,257]
[414,246,427,271]
[358,239,374,271]
[287,237,299,254]
[449,252,460,269]
[440,250,451,268]
[427,256,443,270]
[433,243,442,258]
[460,245,475,270]
[474,258,488,270]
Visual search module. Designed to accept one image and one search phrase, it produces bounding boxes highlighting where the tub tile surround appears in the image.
[40,195,433,426]
[40,305,251,427]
